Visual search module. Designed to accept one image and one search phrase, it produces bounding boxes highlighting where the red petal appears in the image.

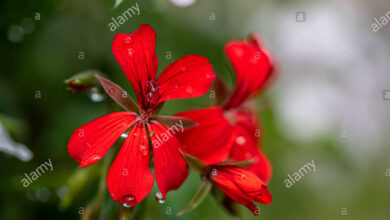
[68,112,138,167]
[156,55,215,103]
[112,24,158,108]
[148,121,189,198]
[229,110,272,183]
[106,123,154,206]
[175,107,235,165]
[223,34,274,109]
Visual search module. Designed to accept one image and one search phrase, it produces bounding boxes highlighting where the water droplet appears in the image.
[234,48,244,57]
[121,194,137,207]
[186,86,192,93]
[236,136,246,145]
[121,132,128,138]
[123,36,132,44]
[127,48,134,56]
[91,155,102,161]
[88,92,104,102]
[155,192,165,204]
[109,88,115,95]
[245,152,252,159]
[180,66,187,71]
[139,145,148,157]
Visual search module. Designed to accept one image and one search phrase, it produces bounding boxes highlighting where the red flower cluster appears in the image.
[176,34,275,215]
[68,24,214,207]
[67,24,275,215]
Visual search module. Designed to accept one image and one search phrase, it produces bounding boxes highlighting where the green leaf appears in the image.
[59,166,99,210]
[96,75,139,112]
[177,177,213,216]
[179,149,209,175]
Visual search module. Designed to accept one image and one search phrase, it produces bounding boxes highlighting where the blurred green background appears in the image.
[1,0,390,219]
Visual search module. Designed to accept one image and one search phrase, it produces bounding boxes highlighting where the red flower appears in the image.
[210,166,272,216]
[68,24,215,206]
[177,34,274,183]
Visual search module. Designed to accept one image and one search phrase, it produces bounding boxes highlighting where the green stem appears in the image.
[119,205,135,220]
[82,150,115,220]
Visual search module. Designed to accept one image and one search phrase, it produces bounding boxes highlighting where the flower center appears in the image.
[141,80,160,113]
[146,80,159,101]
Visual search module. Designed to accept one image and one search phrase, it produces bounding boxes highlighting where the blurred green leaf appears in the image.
[59,165,99,210]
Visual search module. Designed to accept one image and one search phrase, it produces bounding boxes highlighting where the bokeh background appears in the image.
[1,0,390,219]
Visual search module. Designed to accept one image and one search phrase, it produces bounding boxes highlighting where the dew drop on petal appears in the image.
[123,36,132,44]
[127,48,134,56]
[180,66,186,71]
[121,194,137,207]
[245,152,252,159]
[109,88,115,95]
[236,136,246,145]
[155,192,165,204]
[234,48,244,57]
[139,145,148,157]
[186,86,192,93]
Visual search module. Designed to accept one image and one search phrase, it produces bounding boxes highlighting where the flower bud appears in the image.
[64,70,101,92]
[210,166,271,216]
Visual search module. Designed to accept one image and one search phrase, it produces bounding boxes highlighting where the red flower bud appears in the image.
[210,166,272,216]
